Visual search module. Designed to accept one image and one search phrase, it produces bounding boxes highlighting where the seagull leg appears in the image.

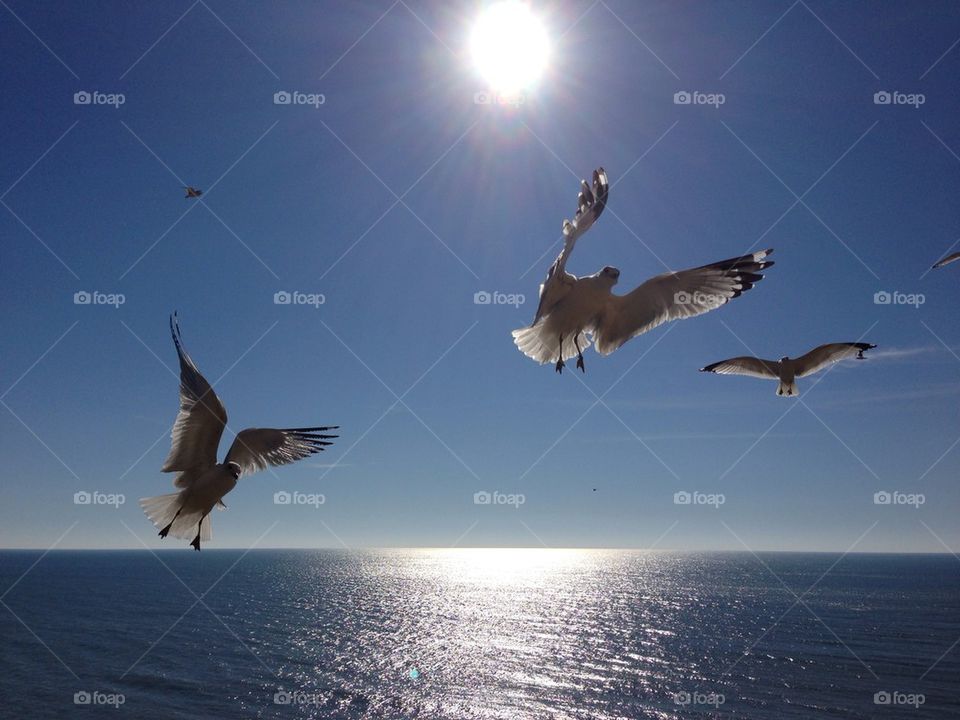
[574,333,585,373]
[159,507,182,539]
[555,335,565,374]
[189,513,208,552]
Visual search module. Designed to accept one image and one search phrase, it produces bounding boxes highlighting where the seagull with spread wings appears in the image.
[700,342,877,396]
[932,252,960,269]
[140,314,338,550]
[512,167,774,373]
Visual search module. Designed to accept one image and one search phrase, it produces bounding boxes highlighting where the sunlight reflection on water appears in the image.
[2,550,957,719]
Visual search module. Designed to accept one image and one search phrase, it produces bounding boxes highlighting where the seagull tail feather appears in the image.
[776,380,799,397]
[140,492,212,541]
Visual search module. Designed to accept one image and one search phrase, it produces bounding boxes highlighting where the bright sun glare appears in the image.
[469,1,550,95]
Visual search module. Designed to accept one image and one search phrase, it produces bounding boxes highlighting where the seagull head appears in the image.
[599,266,620,286]
[226,461,242,479]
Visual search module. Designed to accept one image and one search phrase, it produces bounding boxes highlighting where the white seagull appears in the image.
[512,167,774,373]
[700,342,877,396]
[932,252,960,269]
[140,314,338,550]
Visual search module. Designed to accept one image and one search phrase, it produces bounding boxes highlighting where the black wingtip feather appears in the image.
[854,343,877,359]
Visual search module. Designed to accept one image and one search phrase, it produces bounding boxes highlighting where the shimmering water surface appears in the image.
[1,550,957,718]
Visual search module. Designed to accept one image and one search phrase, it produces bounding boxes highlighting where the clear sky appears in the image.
[1,0,959,552]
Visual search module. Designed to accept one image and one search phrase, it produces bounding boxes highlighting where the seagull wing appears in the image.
[593,249,774,355]
[532,168,609,324]
[224,427,339,478]
[933,251,960,269]
[161,314,228,486]
[794,343,876,377]
[700,356,779,379]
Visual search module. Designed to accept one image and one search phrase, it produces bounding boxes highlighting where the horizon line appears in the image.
[0,546,953,555]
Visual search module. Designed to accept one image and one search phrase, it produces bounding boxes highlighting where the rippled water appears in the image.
[1,550,957,718]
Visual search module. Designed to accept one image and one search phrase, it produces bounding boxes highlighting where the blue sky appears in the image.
[1,0,959,552]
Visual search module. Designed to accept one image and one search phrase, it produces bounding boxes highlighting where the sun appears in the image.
[469,1,550,96]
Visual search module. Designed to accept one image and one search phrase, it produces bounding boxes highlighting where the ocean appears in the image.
[0,550,956,718]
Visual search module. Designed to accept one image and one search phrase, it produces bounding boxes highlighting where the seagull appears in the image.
[183,186,203,198]
[932,252,960,269]
[140,314,338,550]
[700,342,877,396]
[512,167,774,373]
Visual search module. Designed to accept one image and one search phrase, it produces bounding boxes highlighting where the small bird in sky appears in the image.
[140,314,338,550]
[932,251,960,269]
[513,167,774,373]
[700,342,877,396]
[183,186,203,198]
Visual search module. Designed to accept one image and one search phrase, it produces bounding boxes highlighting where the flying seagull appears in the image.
[512,168,774,373]
[140,314,338,550]
[700,342,877,396]
[184,186,203,198]
[932,252,960,269]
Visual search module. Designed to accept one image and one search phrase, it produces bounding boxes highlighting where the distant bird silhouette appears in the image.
[513,167,774,374]
[140,314,338,550]
[700,342,876,396]
[183,186,203,198]
[932,251,960,269]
